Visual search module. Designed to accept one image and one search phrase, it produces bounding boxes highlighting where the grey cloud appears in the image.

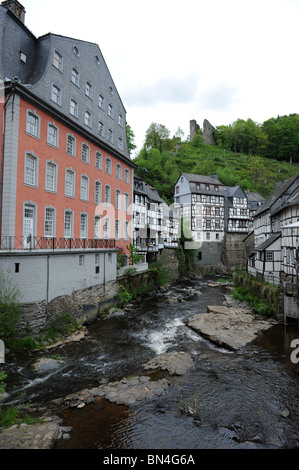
[124,75,199,107]
[199,83,239,112]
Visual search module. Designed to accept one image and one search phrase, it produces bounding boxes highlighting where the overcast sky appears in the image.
[23,0,299,156]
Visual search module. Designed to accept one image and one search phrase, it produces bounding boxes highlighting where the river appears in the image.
[3,277,299,449]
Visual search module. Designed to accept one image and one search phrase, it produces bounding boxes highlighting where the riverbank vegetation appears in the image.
[233,268,279,317]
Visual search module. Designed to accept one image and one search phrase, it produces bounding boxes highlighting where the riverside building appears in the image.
[0,0,135,332]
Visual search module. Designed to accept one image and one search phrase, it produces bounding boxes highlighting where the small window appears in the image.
[78,255,84,267]
[45,161,57,192]
[26,111,40,138]
[95,151,102,170]
[53,50,63,71]
[20,52,26,63]
[124,169,130,184]
[108,104,113,118]
[47,123,59,147]
[24,153,38,187]
[15,263,20,273]
[84,111,92,128]
[80,175,89,201]
[85,81,92,98]
[65,169,75,197]
[108,128,113,143]
[116,163,122,180]
[81,143,90,163]
[95,180,101,204]
[99,94,105,110]
[73,46,80,57]
[71,68,80,87]
[67,134,76,156]
[98,121,104,137]
[70,99,78,117]
[118,114,123,127]
[105,157,112,175]
[80,213,88,239]
[51,85,61,105]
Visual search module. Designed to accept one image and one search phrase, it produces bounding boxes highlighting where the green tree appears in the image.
[144,123,170,152]
[126,124,137,154]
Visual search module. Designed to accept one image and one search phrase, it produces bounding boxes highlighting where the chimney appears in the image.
[1,0,25,23]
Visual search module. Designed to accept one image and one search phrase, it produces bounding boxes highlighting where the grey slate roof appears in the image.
[254,175,299,217]
[181,173,223,186]
[255,232,281,251]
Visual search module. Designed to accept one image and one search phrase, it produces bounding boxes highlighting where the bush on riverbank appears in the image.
[233,268,279,317]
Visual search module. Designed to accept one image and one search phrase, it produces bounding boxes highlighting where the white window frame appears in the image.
[99,94,105,110]
[24,152,38,187]
[66,134,76,156]
[65,168,75,197]
[84,110,92,128]
[71,67,80,87]
[108,104,114,118]
[64,210,74,239]
[85,81,92,98]
[98,121,104,137]
[104,217,110,239]
[108,128,113,143]
[81,143,90,164]
[44,206,56,238]
[80,175,89,201]
[70,99,78,117]
[118,137,123,151]
[115,219,121,240]
[51,84,61,105]
[26,110,40,138]
[80,212,88,239]
[118,113,123,127]
[95,180,102,204]
[45,160,58,193]
[47,123,59,148]
[116,163,122,180]
[124,221,129,241]
[95,151,102,170]
[94,215,101,239]
[124,168,130,184]
[105,184,111,205]
[115,189,121,210]
[125,192,129,212]
[53,50,63,71]
[105,157,112,175]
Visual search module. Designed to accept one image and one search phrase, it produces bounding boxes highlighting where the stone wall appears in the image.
[17,280,118,336]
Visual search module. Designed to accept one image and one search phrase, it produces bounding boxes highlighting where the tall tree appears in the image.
[144,123,170,152]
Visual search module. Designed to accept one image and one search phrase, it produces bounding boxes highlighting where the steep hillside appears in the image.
[133,141,299,205]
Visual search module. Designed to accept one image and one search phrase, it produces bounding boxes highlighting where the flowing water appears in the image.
[3,277,299,449]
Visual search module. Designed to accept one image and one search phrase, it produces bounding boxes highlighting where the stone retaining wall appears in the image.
[17,280,118,336]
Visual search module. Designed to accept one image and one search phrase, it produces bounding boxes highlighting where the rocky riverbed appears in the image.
[0,282,282,449]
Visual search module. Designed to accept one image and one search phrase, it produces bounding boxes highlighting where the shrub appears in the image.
[117,285,132,304]
[0,275,22,343]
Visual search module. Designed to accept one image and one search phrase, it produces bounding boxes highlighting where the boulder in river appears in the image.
[144,351,194,376]
[186,305,275,351]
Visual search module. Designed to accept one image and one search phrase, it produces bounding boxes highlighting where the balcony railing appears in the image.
[0,236,116,252]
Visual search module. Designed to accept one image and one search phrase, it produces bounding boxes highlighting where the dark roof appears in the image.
[134,177,164,203]
[255,233,281,251]
[255,175,299,217]
[181,173,223,186]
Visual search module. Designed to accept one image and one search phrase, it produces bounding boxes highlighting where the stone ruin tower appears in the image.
[190,119,216,146]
